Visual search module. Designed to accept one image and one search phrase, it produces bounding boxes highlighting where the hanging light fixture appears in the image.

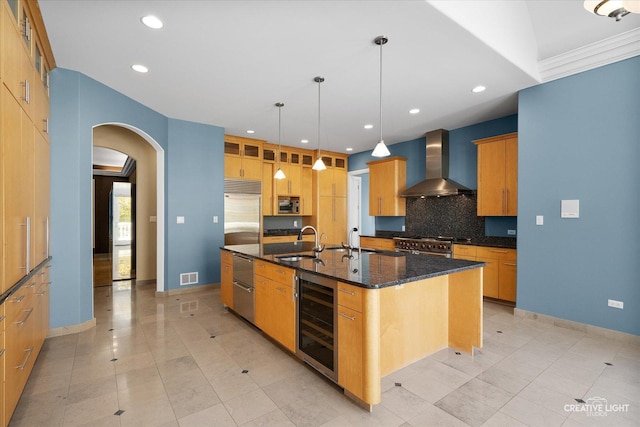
[312,76,327,171]
[372,35,391,158]
[583,0,640,20]
[274,102,286,180]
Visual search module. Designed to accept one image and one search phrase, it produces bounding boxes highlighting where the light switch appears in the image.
[536,215,544,226]
[561,200,579,218]
[177,216,185,224]
[213,216,218,223]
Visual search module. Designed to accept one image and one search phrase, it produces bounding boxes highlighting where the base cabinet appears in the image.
[453,245,517,302]
[220,250,234,308]
[254,260,296,352]
[337,283,364,398]
[359,236,395,252]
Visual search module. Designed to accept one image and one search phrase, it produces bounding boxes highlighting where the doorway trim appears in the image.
[93,123,165,293]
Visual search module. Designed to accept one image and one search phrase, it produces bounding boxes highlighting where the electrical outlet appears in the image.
[536,215,544,226]
[294,220,298,227]
[608,299,623,309]
[213,216,218,223]
[177,216,185,224]
[507,229,516,235]
[402,225,406,232]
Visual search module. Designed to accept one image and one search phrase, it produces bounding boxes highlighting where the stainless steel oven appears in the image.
[296,271,338,382]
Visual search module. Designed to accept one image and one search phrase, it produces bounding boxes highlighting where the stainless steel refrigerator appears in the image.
[224,179,261,246]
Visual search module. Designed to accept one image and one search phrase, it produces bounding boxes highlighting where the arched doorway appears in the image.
[92,123,165,293]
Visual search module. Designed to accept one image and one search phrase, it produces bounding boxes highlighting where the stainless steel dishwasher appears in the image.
[232,254,255,323]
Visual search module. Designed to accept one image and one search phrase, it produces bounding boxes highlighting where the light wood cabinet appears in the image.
[224,135,263,180]
[254,260,296,352]
[454,244,517,302]
[275,150,302,197]
[1,2,54,425]
[263,235,314,244]
[220,250,233,308]
[474,133,517,216]
[300,165,313,216]
[263,145,314,216]
[1,84,35,292]
[359,236,395,252]
[367,157,406,216]
[337,282,365,398]
[314,153,348,244]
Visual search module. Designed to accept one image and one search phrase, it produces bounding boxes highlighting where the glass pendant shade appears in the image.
[312,158,326,171]
[372,140,391,157]
[274,167,286,179]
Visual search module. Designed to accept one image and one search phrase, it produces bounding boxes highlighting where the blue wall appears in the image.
[518,56,640,335]
[49,69,224,328]
[349,116,518,235]
[167,119,225,290]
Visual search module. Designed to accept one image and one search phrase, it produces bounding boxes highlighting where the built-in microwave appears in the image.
[278,197,300,214]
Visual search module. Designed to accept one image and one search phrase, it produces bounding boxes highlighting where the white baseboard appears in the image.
[155,283,219,297]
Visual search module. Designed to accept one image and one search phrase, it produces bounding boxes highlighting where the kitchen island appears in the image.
[220,242,484,409]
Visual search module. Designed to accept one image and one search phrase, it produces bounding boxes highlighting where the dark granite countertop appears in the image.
[222,242,483,289]
[363,231,517,249]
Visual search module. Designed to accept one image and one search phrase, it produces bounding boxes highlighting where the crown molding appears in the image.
[538,27,640,82]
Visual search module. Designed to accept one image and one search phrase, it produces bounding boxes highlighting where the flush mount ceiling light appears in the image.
[372,36,391,158]
[472,85,486,93]
[131,64,148,73]
[312,76,327,171]
[274,103,286,180]
[141,15,163,29]
[301,139,309,144]
[409,108,420,114]
[584,0,640,20]
[364,124,373,129]
[246,130,255,134]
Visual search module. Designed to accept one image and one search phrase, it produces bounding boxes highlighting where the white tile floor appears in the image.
[9,282,640,426]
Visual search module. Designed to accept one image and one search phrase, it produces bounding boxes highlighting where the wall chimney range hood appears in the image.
[401,129,472,198]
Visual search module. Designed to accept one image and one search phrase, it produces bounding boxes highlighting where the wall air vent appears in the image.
[180,272,198,286]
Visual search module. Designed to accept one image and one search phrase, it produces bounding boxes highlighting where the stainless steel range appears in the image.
[394,236,470,258]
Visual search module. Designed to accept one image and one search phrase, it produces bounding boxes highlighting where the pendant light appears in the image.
[372,35,391,158]
[312,76,327,171]
[274,102,286,180]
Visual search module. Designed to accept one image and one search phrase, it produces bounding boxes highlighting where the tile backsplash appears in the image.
[405,193,484,238]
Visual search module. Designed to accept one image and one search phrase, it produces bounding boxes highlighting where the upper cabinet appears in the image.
[474,133,517,216]
[367,157,406,216]
[318,154,347,198]
[224,135,263,180]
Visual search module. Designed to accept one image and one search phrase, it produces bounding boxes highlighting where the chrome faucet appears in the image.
[342,227,358,250]
[298,225,325,253]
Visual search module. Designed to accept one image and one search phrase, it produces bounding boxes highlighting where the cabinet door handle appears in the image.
[503,263,517,266]
[21,217,31,272]
[339,312,355,321]
[36,291,47,296]
[43,118,49,134]
[489,249,508,253]
[16,308,34,326]
[505,189,509,214]
[0,315,5,323]
[338,288,355,295]
[21,80,31,104]
[276,287,286,294]
[0,349,4,358]
[16,347,34,370]
[378,197,382,215]
[11,295,25,304]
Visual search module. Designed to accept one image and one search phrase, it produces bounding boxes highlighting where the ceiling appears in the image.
[39,1,640,155]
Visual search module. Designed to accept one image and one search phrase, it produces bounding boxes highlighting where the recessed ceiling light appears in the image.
[409,108,420,114]
[131,64,148,73]
[364,124,373,129]
[346,148,353,152]
[472,85,486,93]
[141,15,163,29]
[246,130,255,134]
[301,139,309,144]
